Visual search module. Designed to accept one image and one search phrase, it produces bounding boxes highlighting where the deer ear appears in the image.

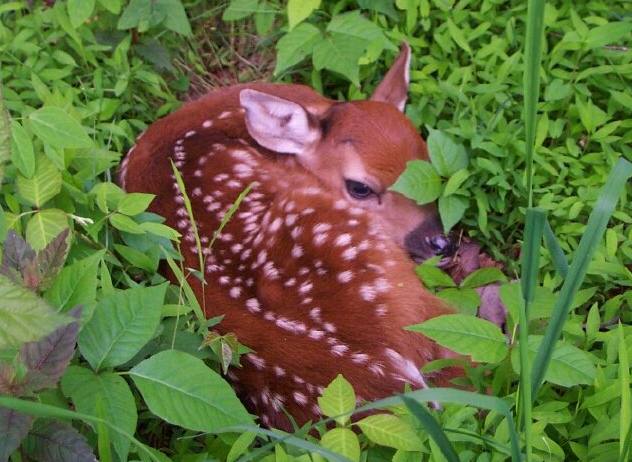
[240,89,321,155]
[370,42,411,112]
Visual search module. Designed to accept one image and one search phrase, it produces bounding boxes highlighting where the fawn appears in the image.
[121,44,459,430]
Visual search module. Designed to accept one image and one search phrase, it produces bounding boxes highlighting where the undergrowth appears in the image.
[0,1,631,461]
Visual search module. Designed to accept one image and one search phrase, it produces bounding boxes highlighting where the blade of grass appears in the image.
[531,158,632,397]
[162,249,205,324]
[209,182,254,250]
[0,396,161,462]
[401,396,459,462]
[543,220,569,278]
[518,208,546,462]
[619,322,630,458]
[522,0,546,208]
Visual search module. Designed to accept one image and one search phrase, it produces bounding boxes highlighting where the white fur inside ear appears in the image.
[240,89,320,154]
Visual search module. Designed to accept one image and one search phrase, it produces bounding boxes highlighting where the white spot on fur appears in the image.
[246,298,261,313]
[337,271,353,283]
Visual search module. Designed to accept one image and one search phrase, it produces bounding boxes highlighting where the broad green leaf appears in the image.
[512,336,596,387]
[575,97,608,133]
[408,314,508,363]
[160,0,192,36]
[320,428,360,462]
[78,284,167,370]
[67,0,95,28]
[129,350,253,431]
[460,267,506,289]
[427,128,468,177]
[25,209,69,251]
[139,221,180,240]
[109,213,145,234]
[438,195,467,233]
[356,414,423,451]
[45,251,103,313]
[275,23,322,75]
[61,366,137,462]
[11,120,35,178]
[585,22,632,49]
[97,0,122,14]
[16,156,62,207]
[117,193,155,216]
[222,0,259,21]
[312,34,366,86]
[29,107,92,149]
[287,0,320,30]
[443,169,469,196]
[436,288,480,316]
[415,264,456,289]
[0,274,70,349]
[390,160,441,205]
[317,374,356,425]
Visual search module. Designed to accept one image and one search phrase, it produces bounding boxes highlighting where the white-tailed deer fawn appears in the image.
[121,44,459,430]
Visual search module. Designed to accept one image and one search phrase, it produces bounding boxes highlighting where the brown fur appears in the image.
[122,82,459,430]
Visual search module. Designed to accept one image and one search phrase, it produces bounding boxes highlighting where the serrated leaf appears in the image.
[436,288,480,316]
[427,128,468,177]
[116,193,155,216]
[0,230,36,287]
[317,374,356,425]
[29,107,92,149]
[390,160,441,205]
[67,0,95,28]
[356,414,423,451]
[11,120,35,178]
[20,307,81,392]
[407,314,508,363]
[320,428,360,462]
[275,23,321,75]
[415,264,456,289]
[109,212,145,234]
[287,0,320,30]
[16,156,62,208]
[23,420,97,462]
[438,195,467,233]
[26,209,69,252]
[45,251,103,312]
[61,366,137,462]
[0,407,33,462]
[35,229,70,291]
[0,275,70,350]
[78,284,167,370]
[512,336,596,387]
[129,350,253,431]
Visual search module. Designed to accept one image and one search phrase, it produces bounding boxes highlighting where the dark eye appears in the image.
[345,179,375,200]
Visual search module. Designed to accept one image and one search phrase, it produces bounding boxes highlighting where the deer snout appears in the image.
[404,220,455,262]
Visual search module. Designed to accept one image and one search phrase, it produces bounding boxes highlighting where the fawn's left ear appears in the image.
[240,89,321,155]
[370,42,411,112]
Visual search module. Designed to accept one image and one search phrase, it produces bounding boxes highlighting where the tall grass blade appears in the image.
[531,158,632,397]
[543,220,568,278]
[401,396,459,462]
[518,208,545,461]
[522,0,546,208]
[619,323,630,458]
[163,250,206,324]
[0,395,162,462]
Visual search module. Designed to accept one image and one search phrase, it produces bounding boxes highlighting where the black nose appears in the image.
[426,235,452,255]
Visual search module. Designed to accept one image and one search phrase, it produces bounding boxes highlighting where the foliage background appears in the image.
[0,0,631,461]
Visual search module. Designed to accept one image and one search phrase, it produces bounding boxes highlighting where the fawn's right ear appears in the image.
[240,89,321,155]
[370,42,411,112]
